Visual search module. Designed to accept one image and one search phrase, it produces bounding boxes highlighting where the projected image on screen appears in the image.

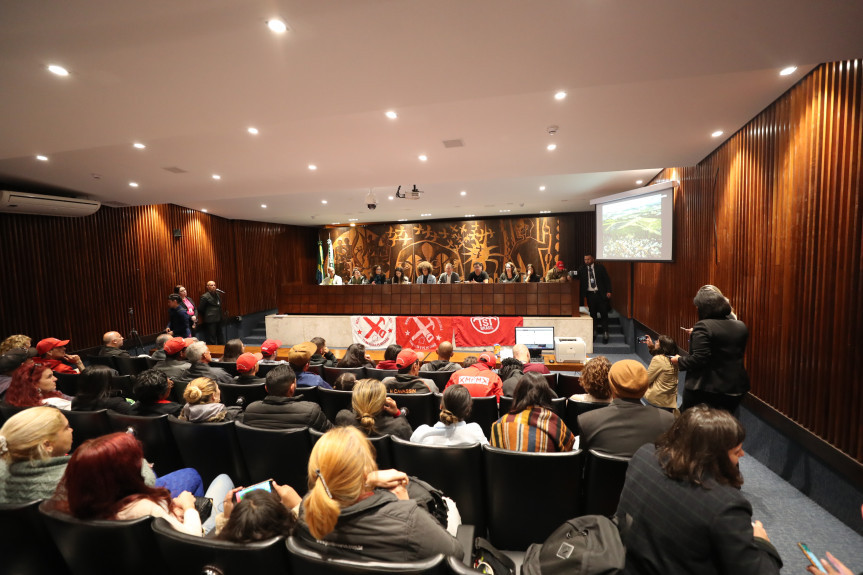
[601,195,662,258]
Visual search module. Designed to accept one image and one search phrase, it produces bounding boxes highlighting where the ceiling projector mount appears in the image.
[395,185,423,200]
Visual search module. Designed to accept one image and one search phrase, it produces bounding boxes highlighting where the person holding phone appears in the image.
[214,480,300,542]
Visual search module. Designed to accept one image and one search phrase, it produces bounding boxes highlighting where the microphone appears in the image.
[215,288,226,294]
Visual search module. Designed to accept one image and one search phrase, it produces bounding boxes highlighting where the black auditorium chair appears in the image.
[464,396,499,439]
[107,412,184,476]
[387,392,437,429]
[168,417,249,485]
[306,363,322,375]
[309,428,393,470]
[87,355,116,370]
[114,356,154,376]
[0,500,71,575]
[152,517,291,575]
[390,436,487,535]
[498,396,513,415]
[39,501,169,575]
[293,385,320,405]
[482,444,585,550]
[542,372,558,391]
[53,372,81,396]
[0,402,28,422]
[583,449,632,517]
[550,396,566,417]
[365,367,397,381]
[422,370,456,391]
[235,422,312,494]
[219,381,267,408]
[210,360,239,377]
[110,374,135,398]
[61,409,112,452]
[556,373,584,396]
[318,387,354,422]
[256,363,280,378]
[286,537,448,575]
[323,366,366,385]
[563,400,609,436]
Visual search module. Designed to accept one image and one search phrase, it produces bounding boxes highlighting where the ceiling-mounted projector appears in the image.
[395,185,423,200]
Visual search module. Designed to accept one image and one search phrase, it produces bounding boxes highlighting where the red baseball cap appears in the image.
[261,339,282,356]
[36,338,70,355]
[478,352,497,368]
[556,261,565,270]
[163,337,188,355]
[236,352,262,373]
[395,349,424,369]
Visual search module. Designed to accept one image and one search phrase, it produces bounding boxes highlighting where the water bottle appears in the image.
[494,343,501,356]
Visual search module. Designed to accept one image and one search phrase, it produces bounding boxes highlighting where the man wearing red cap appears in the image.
[382,349,438,393]
[33,338,84,373]
[234,352,265,385]
[545,260,571,283]
[153,337,193,380]
[445,352,503,399]
[259,339,286,365]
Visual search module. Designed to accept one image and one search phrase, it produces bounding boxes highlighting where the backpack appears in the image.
[405,475,450,528]
[521,515,625,575]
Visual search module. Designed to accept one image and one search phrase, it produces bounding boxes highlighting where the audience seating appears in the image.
[556,373,584,396]
[62,409,112,452]
[39,501,169,575]
[293,385,320,404]
[209,360,239,377]
[323,366,366,385]
[541,372,558,390]
[366,367,397,380]
[390,436,487,535]
[111,374,135,398]
[550,396,566,417]
[306,364,322,375]
[286,537,449,575]
[317,387,354,422]
[423,370,456,390]
[256,363,281,378]
[106,412,184,476]
[86,356,116,370]
[167,417,249,485]
[563,399,609,436]
[219,381,267,407]
[114,356,155,376]
[152,517,291,575]
[53,372,80,396]
[311,428,393,469]
[498,395,514,415]
[482,444,585,550]
[464,396,499,438]
[0,402,27,422]
[0,500,71,575]
[387,392,437,429]
[583,449,631,517]
[235,422,312,494]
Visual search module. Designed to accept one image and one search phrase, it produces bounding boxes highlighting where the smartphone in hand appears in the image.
[234,479,275,502]
[798,542,828,573]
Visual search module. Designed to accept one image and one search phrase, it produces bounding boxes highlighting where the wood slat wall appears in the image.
[634,61,863,461]
[0,204,317,350]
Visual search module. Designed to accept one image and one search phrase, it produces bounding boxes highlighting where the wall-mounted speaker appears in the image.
[172,229,181,239]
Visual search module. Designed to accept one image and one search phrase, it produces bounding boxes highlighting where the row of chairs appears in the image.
[87,354,157,375]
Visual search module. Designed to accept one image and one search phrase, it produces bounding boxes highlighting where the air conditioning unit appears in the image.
[0,190,101,217]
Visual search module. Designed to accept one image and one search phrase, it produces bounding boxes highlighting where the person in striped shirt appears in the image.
[490,372,575,452]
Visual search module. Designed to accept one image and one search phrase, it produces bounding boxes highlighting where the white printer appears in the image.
[555,337,586,362]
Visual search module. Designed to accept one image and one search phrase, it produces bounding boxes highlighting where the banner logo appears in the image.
[470,316,500,334]
[351,316,395,348]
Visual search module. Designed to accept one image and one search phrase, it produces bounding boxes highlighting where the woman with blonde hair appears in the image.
[569,356,613,404]
[334,379,412,440]
[0,334,32,355]
[180,377,241,423]
[297,426,463,562]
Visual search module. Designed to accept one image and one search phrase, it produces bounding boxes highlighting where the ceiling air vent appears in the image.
[442,139,464,148]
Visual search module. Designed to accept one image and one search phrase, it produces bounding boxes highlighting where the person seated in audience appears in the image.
[578,359,674,457]
[499,357,525,397]
[461,355,478,368]
[498,261,521,283]
[382,349,437,393]
[438,262,460,284]
[337,343,374,369]
[130,369,182,417]
[0,347,36,399]
[154,337,192,380]
[348,267,367,285]
[390,266,410,284]
[96,331,130,358]
[491,372,574,452]
[180,341,234,386]
[642,334,680,414]
[215,485,299,542]
[0,334,32,355]
[72,364,134,413]
[512,343,551,374]
[288,342,333,389]
[375,344,402,370]
[420,341,460,373]
[150,333,172,361]
[415,261,437,284]
[52,432,233,535]
[569,356,613,404]
[5,360,72,410]
[296,426,464,562]
[33,337,85,373]
[807,552,854,575]
[234,352,265,385]
[369,265,387,285]
[309,337,337,368]
[410,384,488,446]
[615,405,782,574]
[320,266,343,285]
[239,365,332,432]
[333,372,357,391]
[523,263,541,283]
[334,379,412,440]
[180,377,241,423]
[259,339,286,365]
[220,339,245,363]
[466,261,490,283]
[445,353,503,399]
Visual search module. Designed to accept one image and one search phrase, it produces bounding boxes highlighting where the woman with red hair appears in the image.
[5,361,71,410]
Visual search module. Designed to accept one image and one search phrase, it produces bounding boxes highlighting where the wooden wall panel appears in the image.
[0,204,317,350]
[634,61,863,462]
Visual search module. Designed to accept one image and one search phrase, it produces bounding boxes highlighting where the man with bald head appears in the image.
[420,341,461,372]
[98,331,130,358]
[512,343,550,374]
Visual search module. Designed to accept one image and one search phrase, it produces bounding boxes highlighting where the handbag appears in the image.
[521,515,625,575]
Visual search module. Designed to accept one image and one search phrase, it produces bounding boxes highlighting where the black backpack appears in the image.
[521,515,625,575]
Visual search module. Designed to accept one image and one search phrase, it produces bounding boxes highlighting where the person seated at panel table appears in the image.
[415,261,437,284]
[466,261,490,283]
[369,265,387,285]
[320,266,343,286]
[523,263,542,283]
[348,267,367,285]
[545,260,571,282]
[438,262,460,284]
[498,261,521,283]
[390,266,410,284]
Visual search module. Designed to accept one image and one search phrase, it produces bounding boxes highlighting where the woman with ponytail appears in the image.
[296,426,463,562]
[179,377,241,423]
[334,379,412,440]
[410,384,488,445]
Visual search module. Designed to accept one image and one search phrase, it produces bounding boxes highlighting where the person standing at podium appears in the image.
[575,255,612,344]
[198,280,225,345]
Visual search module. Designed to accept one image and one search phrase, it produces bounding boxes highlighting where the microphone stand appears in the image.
[127,306,146,356]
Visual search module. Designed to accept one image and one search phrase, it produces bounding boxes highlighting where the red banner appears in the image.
[453,316,523,347]
[396,316,454,351]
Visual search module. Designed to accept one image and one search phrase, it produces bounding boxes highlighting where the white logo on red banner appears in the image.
[351,316,396,349]
[453,316,523,347]
[396,316,453,351]
[470,316,500,335]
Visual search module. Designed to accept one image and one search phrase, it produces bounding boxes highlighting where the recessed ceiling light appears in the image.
[554,91,567,100]
[36,155,48,161]
[212,174,221,180]
[418,155,428,162]
[129,182,139,188]
[308,164,317,171]
[460,191,467,196]
[779,66,797,76]
[636,180,643,185]
[385,111,398,119]
[547,144,557,151]
[421,213,431,216]
[267,19,287,33]
[202,209,208,213]
[261,204,267,208]
[711,130,724,138]
[540,210,551,214]
[499,209,511,213]
[348,218,358,222]
[465,214,475,217]
[539,186,546,191]
[332,222,341,225]
[133,142,146,149]
[321,200,327,204]
[350,223,356,227]
[388,196,394,200]
[247,127,259,135]
[47,64,69,76]
[398,218,408,222]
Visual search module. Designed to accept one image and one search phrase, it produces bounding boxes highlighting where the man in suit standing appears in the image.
[578,360,674,458]
[198,280,224,345]
[576,254,612,343]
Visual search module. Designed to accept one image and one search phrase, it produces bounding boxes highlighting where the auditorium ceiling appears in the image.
[1,0,861,226]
